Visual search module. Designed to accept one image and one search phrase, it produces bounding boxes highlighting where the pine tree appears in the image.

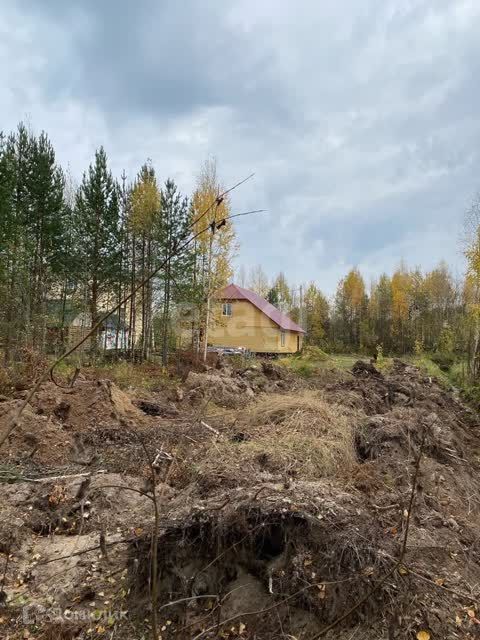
[0,132,18,361]
[155,178,192,365]
[27,131,65,349]
[74,147,121,353]
[267,287,279,306]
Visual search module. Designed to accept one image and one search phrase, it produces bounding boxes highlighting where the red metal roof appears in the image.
[216,283,306,333]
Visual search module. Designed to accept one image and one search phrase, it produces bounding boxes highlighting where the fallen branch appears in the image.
[372,503,400,511]
[36,536,135,566]
[200,420,220,437]
[0,470,106,484]
[402,565,478,602]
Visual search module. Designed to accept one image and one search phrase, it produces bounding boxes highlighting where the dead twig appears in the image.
[36,536,136,566]
[253,486,270,501]
[372,503,400,511]
[191,575,362,640]
[0,470,106,484]
[403,565,478,602]
[200,420,221,437]
[309,427,427,639]
[158,594,219,612]
[131,430,175,640]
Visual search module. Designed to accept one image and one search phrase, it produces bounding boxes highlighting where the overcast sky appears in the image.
[2,0,479,294]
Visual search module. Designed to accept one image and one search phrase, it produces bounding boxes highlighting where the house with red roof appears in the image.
[209,283,305,354]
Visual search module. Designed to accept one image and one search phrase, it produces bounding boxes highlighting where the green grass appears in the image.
[48,358,173,391]
[92,361,173,391]
[278,352,383,378]
[407,355,452,388]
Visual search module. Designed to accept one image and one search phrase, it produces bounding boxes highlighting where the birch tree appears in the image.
[191,158,236,359]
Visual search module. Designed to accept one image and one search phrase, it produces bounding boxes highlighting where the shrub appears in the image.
[430,351,455,372]
[301,345,329,361]
[414,339,424,356]
[376,344,384,364]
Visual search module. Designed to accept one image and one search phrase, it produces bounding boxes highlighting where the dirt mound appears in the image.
[182,360,295,408]
[167,392,356,492]
[126,478,480,640]
[0,379,146,466]
[184,370,253,407]
[30,378,144,429]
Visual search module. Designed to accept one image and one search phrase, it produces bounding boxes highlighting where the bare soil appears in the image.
[0,358,479,639]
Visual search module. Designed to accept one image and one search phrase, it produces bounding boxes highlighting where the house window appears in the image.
[280,330,286,346]
[222,303,232,317]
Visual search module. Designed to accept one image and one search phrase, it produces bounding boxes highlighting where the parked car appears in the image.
[207,346,251,357]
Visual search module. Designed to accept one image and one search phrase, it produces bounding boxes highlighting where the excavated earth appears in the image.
[0,358,479,639]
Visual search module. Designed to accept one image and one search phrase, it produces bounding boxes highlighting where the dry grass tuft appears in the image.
[191,392,357,484]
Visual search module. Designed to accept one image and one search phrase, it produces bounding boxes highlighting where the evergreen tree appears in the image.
[27,131,65,348]
[267,287,279,306]
[155,178,193,365]
[0,132,19,361]
[74,147,121,352]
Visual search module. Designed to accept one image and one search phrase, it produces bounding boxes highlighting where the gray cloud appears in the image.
[2,0,480,294]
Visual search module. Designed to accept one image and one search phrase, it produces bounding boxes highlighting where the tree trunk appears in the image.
[90,277,99,356]
[129,234,136,359]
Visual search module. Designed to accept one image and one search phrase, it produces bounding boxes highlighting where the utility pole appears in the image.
[202,222,215,362]
[299,284,305,330]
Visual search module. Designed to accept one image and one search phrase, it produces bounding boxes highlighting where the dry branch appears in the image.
[200,420,220,437]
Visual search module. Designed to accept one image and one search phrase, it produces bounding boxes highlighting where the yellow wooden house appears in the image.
[209,283,305,354]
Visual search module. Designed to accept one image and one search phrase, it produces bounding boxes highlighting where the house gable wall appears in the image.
[209,299,302,353]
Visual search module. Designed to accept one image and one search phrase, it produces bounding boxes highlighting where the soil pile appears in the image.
[1,359,480,639]
[0,379,146,466]
[183,359,296,407]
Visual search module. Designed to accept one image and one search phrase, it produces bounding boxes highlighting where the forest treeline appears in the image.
[240,244,480,378]
[2,122,480,379]
[0,123,235,364]
[239,263,463,355]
